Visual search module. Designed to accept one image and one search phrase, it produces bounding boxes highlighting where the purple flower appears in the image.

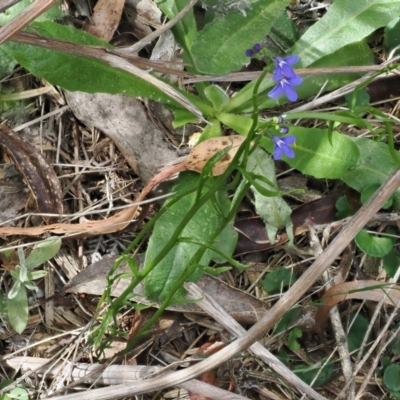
[273,55,299,80]
[245,49,254,57]
[253,43,261,52]
[268,75,303,102]
[272,135,296,160]
[280,126,289,134]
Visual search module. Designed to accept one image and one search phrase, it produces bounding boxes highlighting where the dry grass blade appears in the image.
[0,0,57,45]
[46,168,400,398]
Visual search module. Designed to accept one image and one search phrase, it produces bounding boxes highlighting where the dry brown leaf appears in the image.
[83,0,125,42]
[58,255,268,324]
[315,280,400,339]
[0,136,245,238]
[0,125,62,222]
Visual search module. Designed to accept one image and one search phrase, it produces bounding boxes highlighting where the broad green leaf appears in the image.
[8,21,177,105]
[247,147,293,244]
[144,172,236,302]
[347,312,373,353]
[294,359,334,387]
[7,284,28,334]
[385,17,400,55]
[262,267,297,293]
[361,184,393,209]
[4,387,29,400]
[228,40,374,113]
[25,237,61,270]
[260,127,359,179]
[383,248,400,278]
[335,196,355,220]
[291,0,400,68]
[384,364,400,392]
[204,85,229,113]
[191,0,285,74]
[268,11,299,52]
[355,229,393,258]
[274,306,301,334]
[342,137,400,208]
[0,0,62,78]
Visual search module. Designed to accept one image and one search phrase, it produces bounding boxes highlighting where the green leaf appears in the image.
[383,364,400,392]
[291,0,400,68]
[0,0,62,78]
[8,279,22,300]
[294,359,334,387]
[8,21,177,106]
[355,229,393,258]
[191,0,285,74]
[25,237,61,270]
[335,196,356,220]
[347,312,373,353]
[198,119,222,143]
[144,172,236,302]
[154,0,197,59]
[383,248,400,278]
[260,127,360,179]
[274,306,301,334]
[218,113,253,135]
[247,147,293,244]
[262,267,297,293]
[7,284,28,334]
[385,17,400,55]
[288,327,302,351]
[342,137,400,208]
[204,85,229,113]
[4,386,29,400]
[28,270,48,280]
[361,184,393,209]
[268,11,299,51]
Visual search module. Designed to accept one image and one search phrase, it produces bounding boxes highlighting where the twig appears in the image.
[309,227,354,399]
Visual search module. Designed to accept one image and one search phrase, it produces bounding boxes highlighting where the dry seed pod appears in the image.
[184,135,245,176]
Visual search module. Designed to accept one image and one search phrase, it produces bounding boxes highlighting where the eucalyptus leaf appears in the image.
[355,229,393,258]
[292,0,400,68]
[191,0,285,74]
[25,237,61,270]
[260,127,359,179]
[343,137,400,208]
[144,172,236,302]
[247,147,293,244]
[7,284,28,334]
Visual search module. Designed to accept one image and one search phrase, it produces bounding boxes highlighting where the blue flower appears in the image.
[253,43,261,52]
[245,49,254,57]
[272,135,296,160]
[268,75,303,102]
[273,55,299,80]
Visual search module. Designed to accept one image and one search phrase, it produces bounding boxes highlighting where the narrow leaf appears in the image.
[7,284,28,333]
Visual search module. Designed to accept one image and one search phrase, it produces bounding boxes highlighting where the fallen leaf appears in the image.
[83,0,125,42]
